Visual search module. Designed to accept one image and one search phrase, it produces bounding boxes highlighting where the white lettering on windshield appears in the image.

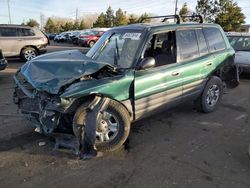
[122,33,141,40]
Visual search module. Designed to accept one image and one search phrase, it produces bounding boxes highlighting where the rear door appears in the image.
[176,28,210,100]
[0,27,20,56]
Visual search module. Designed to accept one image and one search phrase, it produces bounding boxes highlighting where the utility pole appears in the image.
[40,13,45,30]
[174,0,178,16]
[7,0,11,24]
[75,8,78,21]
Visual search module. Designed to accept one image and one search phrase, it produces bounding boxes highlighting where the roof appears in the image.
[241,24,250,28]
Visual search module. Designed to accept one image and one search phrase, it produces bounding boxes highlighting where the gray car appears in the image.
[0,24,48,61]
[227,32,250,73]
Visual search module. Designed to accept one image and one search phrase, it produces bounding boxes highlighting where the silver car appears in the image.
[0,24,48,61]
[227,32,250,73]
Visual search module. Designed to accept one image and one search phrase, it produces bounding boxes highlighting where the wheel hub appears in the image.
[206,85,220,107]
[97,120,109,132]
[95,111,119,143]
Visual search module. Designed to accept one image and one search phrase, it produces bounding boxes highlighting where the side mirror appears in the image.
[139,57,156,70]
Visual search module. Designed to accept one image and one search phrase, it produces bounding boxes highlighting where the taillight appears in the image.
[41,37,48,43]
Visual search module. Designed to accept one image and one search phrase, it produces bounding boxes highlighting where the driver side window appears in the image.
[143,30,177,67]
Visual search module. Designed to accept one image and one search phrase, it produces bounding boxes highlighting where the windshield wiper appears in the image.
[114,37,120,66]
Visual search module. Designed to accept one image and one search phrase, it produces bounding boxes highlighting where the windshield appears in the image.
[228,36,250,51]
[86,30,143,68]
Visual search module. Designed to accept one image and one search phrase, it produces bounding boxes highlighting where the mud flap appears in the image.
[223,65,239,89]
[80,96,110,160]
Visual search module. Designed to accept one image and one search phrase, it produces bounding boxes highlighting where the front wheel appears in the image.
[89,41,95,48]
[195,76,223,113]
[73,99,131,152]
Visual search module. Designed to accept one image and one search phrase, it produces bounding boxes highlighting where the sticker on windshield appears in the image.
[122,33,141,40]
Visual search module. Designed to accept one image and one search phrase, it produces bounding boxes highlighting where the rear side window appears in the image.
[177,30,199,61]
[203,27,226,52]
[196,29,209,56]
[0,27,17,37]
[18,28,35,36]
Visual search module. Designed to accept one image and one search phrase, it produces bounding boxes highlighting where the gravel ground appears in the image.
[0,44,250,188]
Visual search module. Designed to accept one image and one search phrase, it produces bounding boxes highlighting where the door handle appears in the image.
[171,71,180,76]
[18,39,23,41]
[206,62,213,66]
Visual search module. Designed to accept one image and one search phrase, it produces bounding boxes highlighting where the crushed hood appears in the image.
[20,50,108,94]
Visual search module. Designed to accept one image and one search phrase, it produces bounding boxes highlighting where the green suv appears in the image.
[14,15,239,151]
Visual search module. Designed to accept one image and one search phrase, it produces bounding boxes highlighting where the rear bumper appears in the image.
[37,45,47,54]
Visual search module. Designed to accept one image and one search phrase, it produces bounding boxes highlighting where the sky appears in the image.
[0,0,250,25]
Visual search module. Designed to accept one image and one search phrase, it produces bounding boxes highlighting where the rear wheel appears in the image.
[73,99,131,152]
[21,47,38,61]
[195,76,223,113]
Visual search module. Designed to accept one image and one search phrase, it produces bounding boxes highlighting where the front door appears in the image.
[134,30,183,119]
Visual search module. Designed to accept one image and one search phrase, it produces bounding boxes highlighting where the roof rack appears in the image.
[139,14,204,24]
[140,15,181,24]
[181,15,203,23]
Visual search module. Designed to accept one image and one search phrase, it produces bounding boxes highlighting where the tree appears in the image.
[79,19,88,29]
[196,0,245,31]
[62,21,74,31]
[128,14,138,24]
[44,18,56,33]
[105,6,114,27]
[215,0,245,31]
[114,8,127,26]
[73,20,80,30]
[24,19,39,27]
[139,13,151,23]
[93,12,106,27]
[179,3,189,17]
[196,0,219,22]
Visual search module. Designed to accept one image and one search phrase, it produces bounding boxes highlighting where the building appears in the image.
[241,24,250,33]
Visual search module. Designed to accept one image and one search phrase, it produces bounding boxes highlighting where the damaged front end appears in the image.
[13,59,127,135]
[13,70,65,134]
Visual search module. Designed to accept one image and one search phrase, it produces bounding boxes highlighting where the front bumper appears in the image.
[0,58,8,71]
[239,64,250,73]
[13,71,64,134]
[78,39,89,46]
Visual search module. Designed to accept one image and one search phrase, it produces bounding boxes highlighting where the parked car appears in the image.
[0,50,7,71]
[0,24,48,61]
[47,33,56,40]
[54,32,71,43]
[78,30,106,47]
[13,15,239,152]
[227,32,250,73]
[70,30,84,45]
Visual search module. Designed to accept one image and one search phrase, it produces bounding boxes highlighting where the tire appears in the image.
[21,47,38,61]
[195,76,223,113]
[73,99,131,152]
[89,41,95,48]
